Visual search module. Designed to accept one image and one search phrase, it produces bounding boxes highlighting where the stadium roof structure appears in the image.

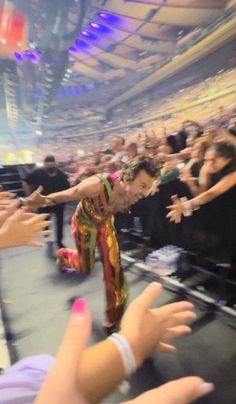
[0,0,235,141]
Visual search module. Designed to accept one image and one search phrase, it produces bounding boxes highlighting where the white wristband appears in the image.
[108,333,137,376]
[180,197,193,217]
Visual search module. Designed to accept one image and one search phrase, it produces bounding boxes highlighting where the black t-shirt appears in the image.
[25,168,70,195]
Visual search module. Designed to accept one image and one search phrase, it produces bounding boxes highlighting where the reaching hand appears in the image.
[0,191,16,200]
[215,127,232,143]
[0,208,51,248]
[0,189,18,227]
[0,199,20,227]
[26,186,50,211]
[158,152,168,162]
[127,377,214,404]
[120,282,196,365]
[179,168,195,185]
[150,179,160,196]
[34,285,213,404]
[166,195,184,224]
[161,161,177,176]
[35,298,91,404]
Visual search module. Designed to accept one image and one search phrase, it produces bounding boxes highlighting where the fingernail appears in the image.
[72,298,87,315]
[198,383,215,396]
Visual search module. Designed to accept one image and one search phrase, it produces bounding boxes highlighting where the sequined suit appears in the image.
[58,173,127,325]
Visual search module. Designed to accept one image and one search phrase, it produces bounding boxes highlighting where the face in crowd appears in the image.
[204,148,234,173]
[111,136,125,153]
[126,143,138,159]
[44,161,57,176]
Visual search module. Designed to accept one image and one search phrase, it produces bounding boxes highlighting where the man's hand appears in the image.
[26,186,50,211]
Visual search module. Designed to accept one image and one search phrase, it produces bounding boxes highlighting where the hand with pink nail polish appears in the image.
[34,285,214,404]
[35,298,91,404]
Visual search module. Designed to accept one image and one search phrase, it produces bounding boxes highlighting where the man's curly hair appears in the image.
[122,156,159,181]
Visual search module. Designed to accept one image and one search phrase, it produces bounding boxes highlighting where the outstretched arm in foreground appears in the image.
[36,283,214,404]
[0,203,51,248]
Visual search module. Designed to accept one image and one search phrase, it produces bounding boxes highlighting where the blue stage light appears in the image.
[75,39,89,48]
[90,22,112,33]
[81,31,97,40]
[25,50,37,60]
[90,22,100,29]
[14,52,24,61]
[25,50,33,57]
[69,46,78,52]
[98,12,119,24]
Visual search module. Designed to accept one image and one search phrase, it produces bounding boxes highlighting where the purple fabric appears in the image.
[0,355,54,403]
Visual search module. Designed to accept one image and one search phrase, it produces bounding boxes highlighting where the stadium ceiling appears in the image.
[54,0,235,115]
[67,0,230,104]
[0,0,235,138]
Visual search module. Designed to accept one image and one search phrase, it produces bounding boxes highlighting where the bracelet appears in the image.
[192,201,200,211]
[18,197,28,208]
[108,333,137,376]
[180,198,193,217]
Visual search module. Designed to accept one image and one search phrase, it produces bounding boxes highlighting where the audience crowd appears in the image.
[20,68,234,164]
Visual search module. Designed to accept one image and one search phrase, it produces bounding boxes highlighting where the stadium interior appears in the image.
[0,1,236,403]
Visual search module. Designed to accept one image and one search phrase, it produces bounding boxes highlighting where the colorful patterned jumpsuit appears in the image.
[58,173,128,325]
